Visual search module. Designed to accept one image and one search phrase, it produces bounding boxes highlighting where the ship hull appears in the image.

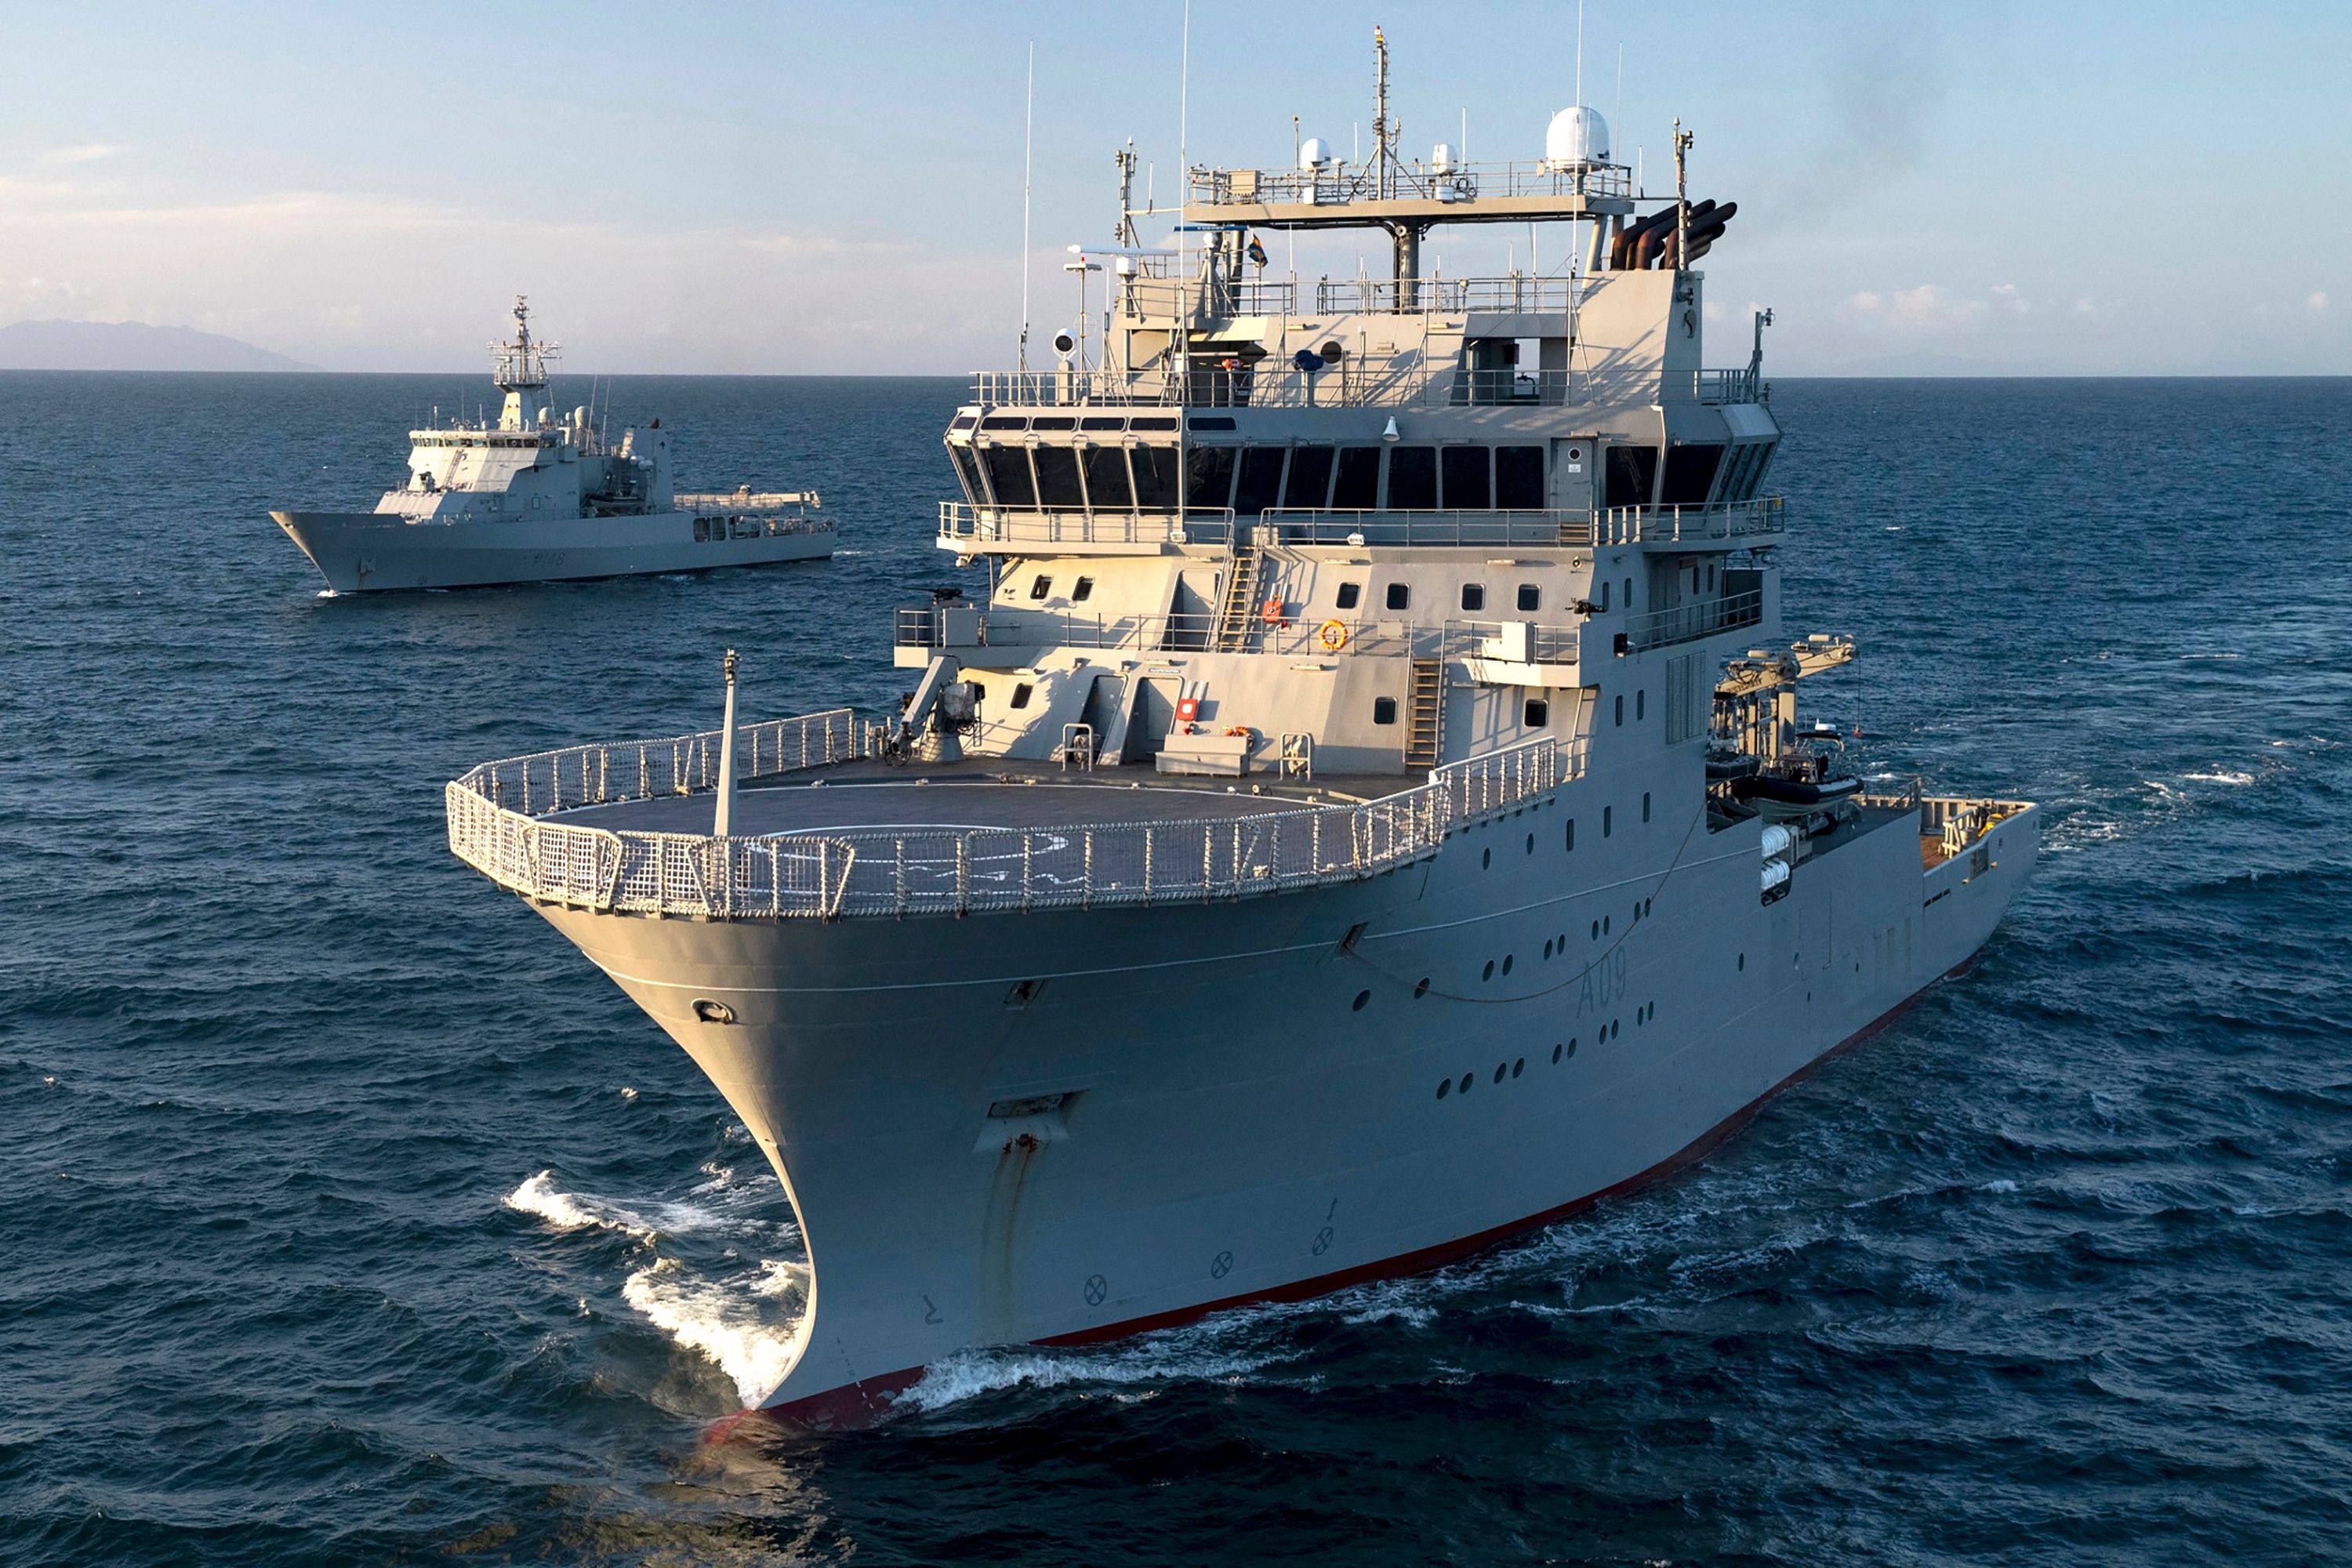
[271,508,833,593]
[527,789,2038,1429]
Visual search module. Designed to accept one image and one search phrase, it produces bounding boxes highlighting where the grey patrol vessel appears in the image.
[446,40,2038,1429]
[274,297,830,593]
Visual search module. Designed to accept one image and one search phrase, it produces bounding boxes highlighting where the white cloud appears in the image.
[2309,291,2329,314]
[42,144,121,165]
[1991,282,2029,314]
[1849,282,1987,328]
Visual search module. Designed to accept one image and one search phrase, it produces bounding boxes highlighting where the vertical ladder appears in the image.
[1405,658,1444,768]
[1212,539,1263,652]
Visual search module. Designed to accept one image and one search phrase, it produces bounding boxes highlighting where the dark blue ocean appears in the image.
[3,372,2347,1566]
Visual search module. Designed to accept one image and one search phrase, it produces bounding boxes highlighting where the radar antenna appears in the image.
[1114,141,1139,247]
[491,295,558,390]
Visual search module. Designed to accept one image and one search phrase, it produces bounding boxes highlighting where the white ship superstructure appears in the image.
[274,298,831,592]
[445,45,2037,1429]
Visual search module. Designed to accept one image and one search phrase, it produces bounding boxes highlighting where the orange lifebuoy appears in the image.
[1316,619,1350,652]
[1225,724,1253,739]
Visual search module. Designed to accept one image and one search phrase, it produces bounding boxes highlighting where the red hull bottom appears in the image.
[707,956,1980,1442]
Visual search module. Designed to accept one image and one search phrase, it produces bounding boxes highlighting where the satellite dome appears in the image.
[1299,136,1332,170]
[1544,105,1610,167]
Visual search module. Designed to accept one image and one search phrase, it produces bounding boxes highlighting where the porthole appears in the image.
[1555,931,1566,949]
[1482,847,1492,869]
[1501,954,1514,975]
[1590,920,1600,940]
[1436,1078,1451,1100]
[1602,915,1611,935]
[1512,1057,1526,1078]
[1738,953,1746,971]
[1642,792,1651,822]
[1551,1043,1563,1064]
[1603,806,1613,837]
[1525,833,1535,855]
[1565,819,1576,852]
[1414,976,1431,998]
[1482,959,1496,981]
[1460,1073,1474,1094]
[691,998,736,1025]
[1543,938,1555,959]
[1645,898,1653,917]
[1352,989,1370,1011]
[1493,1062,1507,1084]
[1566,1036,1578,1057]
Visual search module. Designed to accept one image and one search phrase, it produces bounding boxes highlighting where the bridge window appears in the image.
[1071,576,1094,601]
[1184,445,1236,511]
[1011,683,1034,709]
[982,445,1036,508]
[1032,416,1075,430]
[1440,446,1490,510]
[1336,582,1362,609]
[1495,445,1544,509]
[1082,446,1133,510]
[1234,447,1287,517]
[1603,445,1658,509]
[1385,582,1410,610]
[1283,445,1334,507]
[1387,446,1437,510]
[1131,445,1180,509]
[1029,575,1053,600]
[1661,444,1726,506]
[948,445,985,505]
[1525,699,1549,727]
[1033,445,1083,508]
[1333,445,1381,509]
[1461,583,1486,612]
[1374,697,1398,725]
[981,415,1028,430]
[1517,584,1541,612]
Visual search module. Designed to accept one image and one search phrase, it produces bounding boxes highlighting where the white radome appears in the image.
[1298,136,1332,170]
[1544,105,1610,167]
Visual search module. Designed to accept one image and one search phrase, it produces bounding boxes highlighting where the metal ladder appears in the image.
[1212,539,1263,652]
[1405,658,1444,768]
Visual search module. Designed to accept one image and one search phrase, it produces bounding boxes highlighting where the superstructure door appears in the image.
[1548,437,1596,516]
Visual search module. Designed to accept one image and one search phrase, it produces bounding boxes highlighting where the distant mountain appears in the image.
[0,319,316,372]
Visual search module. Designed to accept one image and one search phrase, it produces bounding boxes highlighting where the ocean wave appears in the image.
[896,1319,1290,1415]
[620,1258,802,1406]
[504,1171,655,1240]
[2183,771,2256,786]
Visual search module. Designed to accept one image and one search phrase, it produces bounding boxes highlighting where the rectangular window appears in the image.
[1082,446,1134,510]
[1494,445,1545,510]
[1613,694,1624,726]
[1011,683,1034,709]
[1234,447,1287,517]
[1131,445,1181,509]
[1661,444,1726,506]
[982,445,1036,508]
[1516,584,1541,612]
[1597,582,1609,611]
[1033,445,1083,508]
[1385,582,1410,611]
[980,415,1029,431]
[1642,791,1652,822]
[1603,804,1613,837]
[1184,445,1237,512]
[1336,582,1362,610]
[1636,689,1646,720]
[1387,446,1438,510]
[948,445,985,505]
[1373,696,1398,725]
[1029,575,1053,600]
[1031,416,1075,430]
[1072,576,1094,602]
[1602,445,1658,509]
[1079,416,1127,431]
[1283,445,1334,508]
[1565,818,1575,851]
[1461,583,1486,612]
[1524,699,1549,727]
[1440,446,1491,510]
[1332,445,1381,509]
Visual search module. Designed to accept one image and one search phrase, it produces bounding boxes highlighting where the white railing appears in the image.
[938,503,1232,547]
[969,359,1766,412]
[445,717,1574,920]
[1623,590,1765,653]
[675,489,822,514]
[1189,158,1633,208]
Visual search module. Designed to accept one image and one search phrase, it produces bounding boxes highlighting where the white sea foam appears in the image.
[621,1258,802,1405]
[505,1171,657,1239]
[2184,771,2256,786]
[1982,1179,2020,1194]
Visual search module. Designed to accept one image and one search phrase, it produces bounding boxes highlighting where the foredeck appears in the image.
[446,710,1566,920]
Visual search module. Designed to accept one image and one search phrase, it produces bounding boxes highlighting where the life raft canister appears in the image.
[1317,619,1350,652]
[1259,593,1285,625]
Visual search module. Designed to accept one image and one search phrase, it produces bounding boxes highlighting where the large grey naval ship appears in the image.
[448,43,2038,1429]
[274,298,831,592]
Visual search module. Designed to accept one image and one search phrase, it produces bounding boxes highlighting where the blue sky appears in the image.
[2,0,2346,374]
